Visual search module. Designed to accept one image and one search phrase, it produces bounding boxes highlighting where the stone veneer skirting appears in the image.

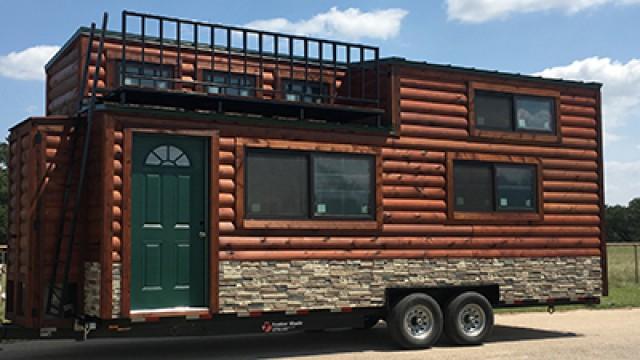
[0,264,6,304]
[83,262,101,316]
[112,263,122,318]
[218,257,602,313]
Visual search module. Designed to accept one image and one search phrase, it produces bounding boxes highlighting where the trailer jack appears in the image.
[74,320,97,341]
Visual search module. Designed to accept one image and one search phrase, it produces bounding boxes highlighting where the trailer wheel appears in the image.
[444,292,494,345]
[388,293,443,349]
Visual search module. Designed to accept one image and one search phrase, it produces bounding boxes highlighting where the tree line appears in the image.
[0,140,636,243]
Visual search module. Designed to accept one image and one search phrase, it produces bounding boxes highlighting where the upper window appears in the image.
[245,149,374,220]
[144,145,191,167]
[282,79,329,104]
[202,71,256,97]
[121,62,173,89]
[453,161,537,212]
[475,90,555,133]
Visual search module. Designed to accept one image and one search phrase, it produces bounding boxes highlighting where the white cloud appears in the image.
[535,57,640,204]
[446,0,640,23]
[606,160,640,204]
[0,45,60,81]
[535,57,640,144]
[245,7,408,41]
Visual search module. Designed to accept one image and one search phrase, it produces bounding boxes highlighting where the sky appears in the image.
[0,0,639,205]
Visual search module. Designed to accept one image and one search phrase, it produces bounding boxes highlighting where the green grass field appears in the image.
[600,245,640,308]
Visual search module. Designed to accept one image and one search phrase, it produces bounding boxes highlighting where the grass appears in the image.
[498,245,640,313]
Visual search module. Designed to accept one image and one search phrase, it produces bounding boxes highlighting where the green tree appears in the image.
[605,204,631,242]
[605,198,640,242]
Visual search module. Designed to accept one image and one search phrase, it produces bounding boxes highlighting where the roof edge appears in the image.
[380,57,602,89]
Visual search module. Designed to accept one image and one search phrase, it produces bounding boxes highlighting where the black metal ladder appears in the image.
[44,13,109,318]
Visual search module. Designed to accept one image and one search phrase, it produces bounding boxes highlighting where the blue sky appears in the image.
[1,0,639,204]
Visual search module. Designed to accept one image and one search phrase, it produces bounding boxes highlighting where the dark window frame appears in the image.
[447,152,543,223]
[475,90,557,134]
[201,70,258,97]
[244,147,376,221]
[244,149,310,220]
[468,81,562,145]
[281,78,331,104]
[453,160,537,213]
[118,61,175,90]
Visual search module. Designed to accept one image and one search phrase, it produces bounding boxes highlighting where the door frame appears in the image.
[122,128,220,318]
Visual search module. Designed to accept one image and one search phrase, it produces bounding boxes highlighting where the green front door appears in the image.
[131,134,208,310]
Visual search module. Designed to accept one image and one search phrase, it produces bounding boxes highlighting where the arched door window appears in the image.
[144,144,191,167]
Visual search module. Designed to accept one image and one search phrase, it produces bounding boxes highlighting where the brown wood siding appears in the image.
[46,35,352,116]
[106,66,602,262]
[7,116,105,327]
[27,37,603,322]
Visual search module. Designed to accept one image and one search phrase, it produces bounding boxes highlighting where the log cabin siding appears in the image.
[14,30,602,323]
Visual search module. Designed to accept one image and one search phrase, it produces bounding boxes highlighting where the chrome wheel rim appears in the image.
[403,304,434,340]
[458,303,486,337]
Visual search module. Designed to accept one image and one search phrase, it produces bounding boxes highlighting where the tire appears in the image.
[444,292,494,346]
[388,293,443,349]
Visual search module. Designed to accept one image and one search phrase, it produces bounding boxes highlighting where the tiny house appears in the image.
[3,11,605,348]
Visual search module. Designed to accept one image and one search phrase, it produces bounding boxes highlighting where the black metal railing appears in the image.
[118,10,381,111]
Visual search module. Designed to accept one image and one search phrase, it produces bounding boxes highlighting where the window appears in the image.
[453,161,537,212]
[495,165,536,211]
[475,92,512,131]
[514,96,554,132]
[475,90,555,133]
[202,71,256,97]
[144,145,190,167]
[245,149,374,220]
[121,62,172,89]
[282,79,329,104]
[245,151,308,219]
[313,154,373,217]
[453,163,493,212]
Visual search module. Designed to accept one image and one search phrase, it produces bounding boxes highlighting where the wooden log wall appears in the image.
[6,123,35,326]
[214,66,602,261]
[6,116,105,327]
[46,41,82,115]
[36,32,604,320]
[46,34,346,116]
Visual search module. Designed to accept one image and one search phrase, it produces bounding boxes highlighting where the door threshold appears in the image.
[130,307,210,319]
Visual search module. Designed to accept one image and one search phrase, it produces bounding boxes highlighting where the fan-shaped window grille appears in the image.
[145,145,191,167]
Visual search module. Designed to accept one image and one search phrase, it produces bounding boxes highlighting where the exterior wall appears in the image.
[34,31,604,322]
[218,257,602,313]
[6,121,37,327]
[45,34,348,117]
[83,262,100,316]
[6,116,104,327]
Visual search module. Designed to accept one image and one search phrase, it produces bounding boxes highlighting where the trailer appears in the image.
[2,11,605,349]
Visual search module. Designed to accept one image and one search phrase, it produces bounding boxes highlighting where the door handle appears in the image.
[199,231,207,239]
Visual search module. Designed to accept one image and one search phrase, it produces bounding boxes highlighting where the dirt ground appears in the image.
[1,308,639,359]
